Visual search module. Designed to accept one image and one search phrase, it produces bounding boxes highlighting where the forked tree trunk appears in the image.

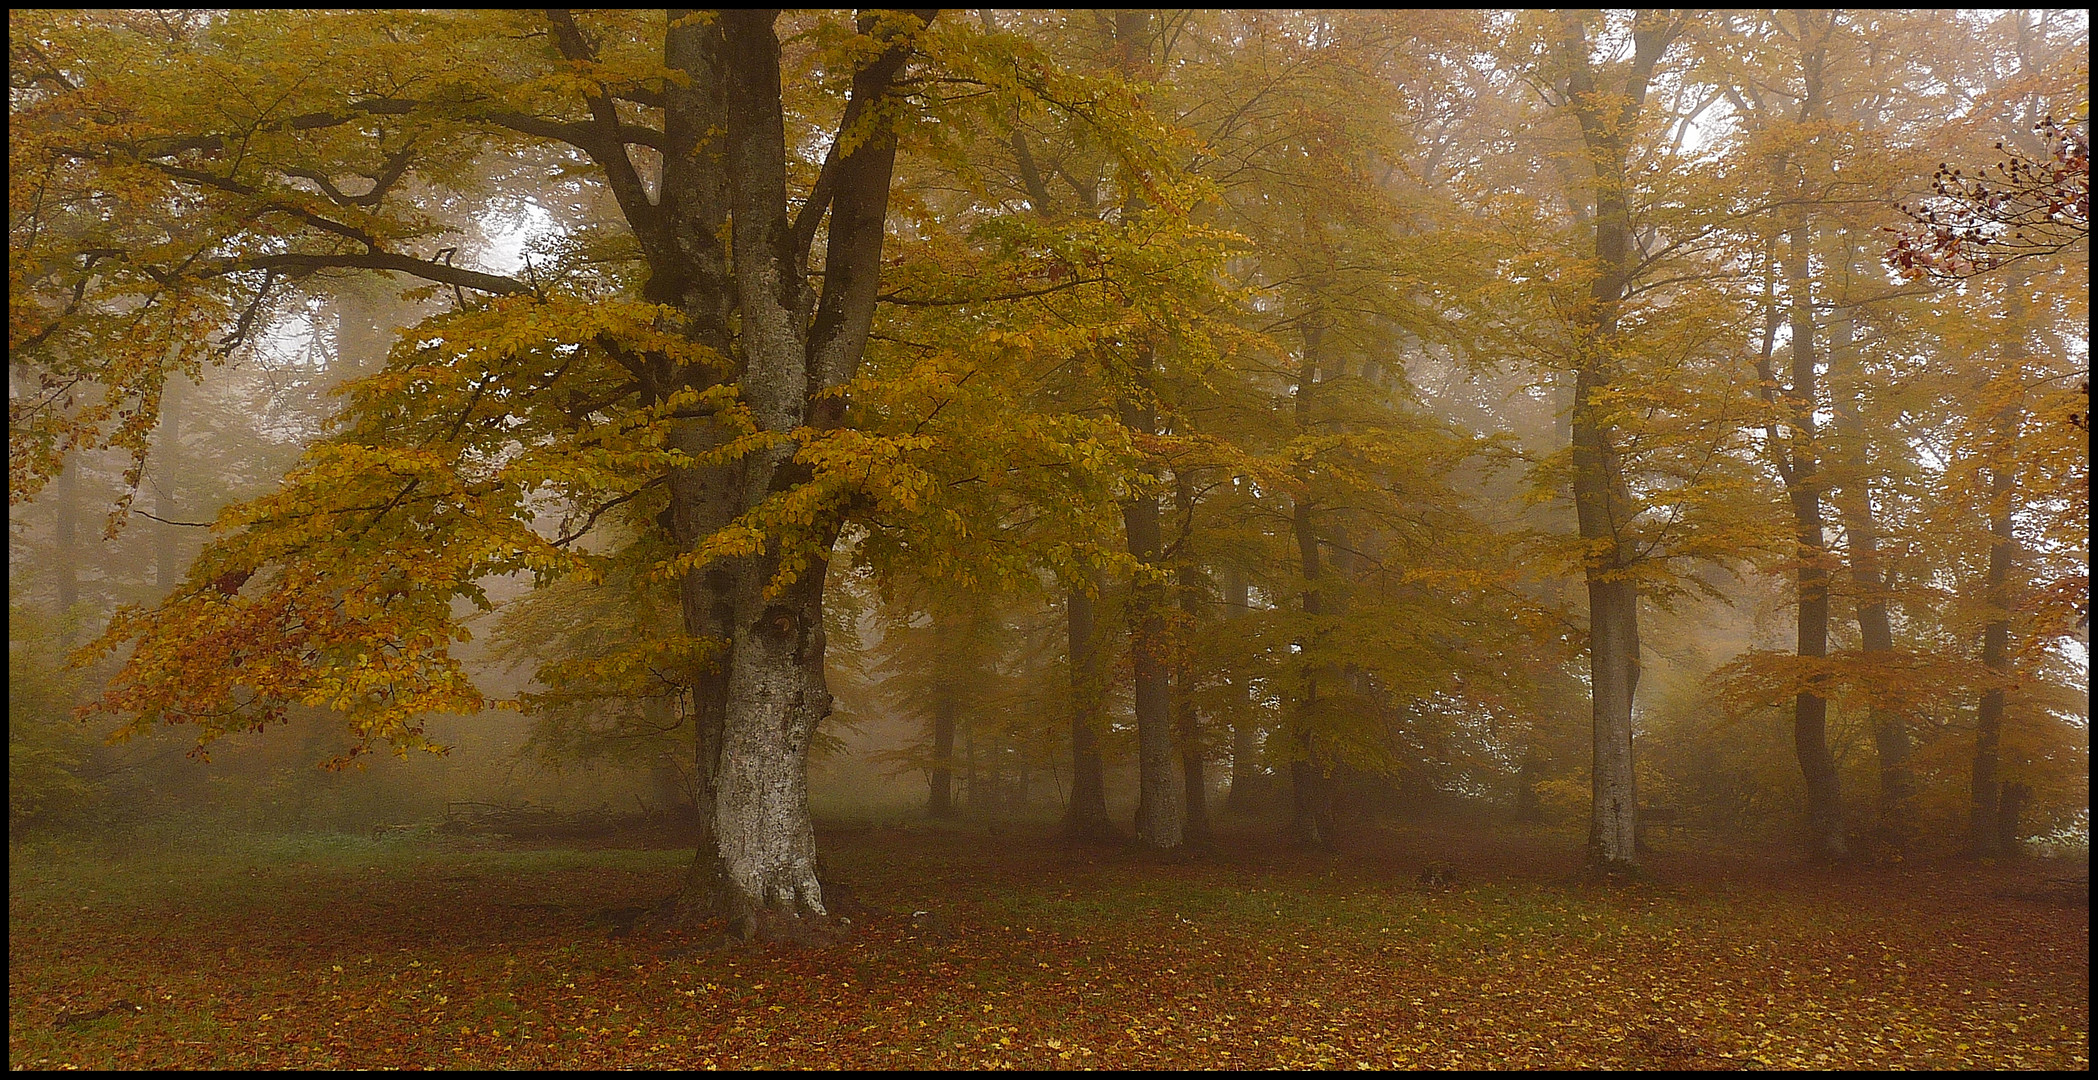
[642,9,929,937]
[1776,40,1847,856]
[1733,13,1846,863]
[1971,270,2034,859]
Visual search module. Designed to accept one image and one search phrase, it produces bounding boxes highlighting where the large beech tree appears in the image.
[13,8,938,939]
[15,7,2085,901]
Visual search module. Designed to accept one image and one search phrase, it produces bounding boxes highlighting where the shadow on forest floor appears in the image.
[8,819,2088,1069]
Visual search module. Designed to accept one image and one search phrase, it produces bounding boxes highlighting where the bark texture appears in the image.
[1728,10,1847,863]
[1970,271,2034,858]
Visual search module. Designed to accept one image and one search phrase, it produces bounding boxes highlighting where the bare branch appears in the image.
[244,251,529,295]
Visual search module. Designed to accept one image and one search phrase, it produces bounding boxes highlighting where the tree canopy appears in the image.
[10,9,2088,938]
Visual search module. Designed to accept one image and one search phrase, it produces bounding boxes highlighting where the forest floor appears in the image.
[8,816,2088,1070]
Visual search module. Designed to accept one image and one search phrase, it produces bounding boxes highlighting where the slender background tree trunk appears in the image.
[1289,316,1333,849]
[1970,446,2017,856]
[930,689,957,818]
[1783,214,1846,863]
[1220,570,1262,813]
[1123,392,1181,850]
[1174,475,1211,845]
[1553,10,1679,869]
[1063,584,1114,839]
[1827,284,1913,847]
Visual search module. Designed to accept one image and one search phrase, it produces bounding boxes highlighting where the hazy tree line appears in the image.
[9,10,2087,938]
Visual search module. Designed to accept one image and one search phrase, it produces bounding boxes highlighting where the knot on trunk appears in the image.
[759,605,798,639]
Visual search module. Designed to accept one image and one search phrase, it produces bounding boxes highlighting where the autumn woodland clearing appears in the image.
[8,9,2089,1072]
[9,821,2089,1070]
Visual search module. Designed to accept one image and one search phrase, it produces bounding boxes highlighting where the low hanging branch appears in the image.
[1886,115,2090,282]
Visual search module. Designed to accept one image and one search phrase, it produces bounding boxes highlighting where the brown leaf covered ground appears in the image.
[8,820,2088,1069]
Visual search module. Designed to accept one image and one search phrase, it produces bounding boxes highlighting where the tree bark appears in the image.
[1717,10,1849,864]
[1994,781,2030,856]
[1553,10,1677,870]
[648,8,741,927]
[1099,10,1177,852]
[1175,572,1211,844]
[963,717,979,813]
[1970,262,2036,859]
[1552,10,1661,872]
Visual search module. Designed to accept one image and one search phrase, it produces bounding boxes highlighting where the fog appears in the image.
[10,7,2087,866]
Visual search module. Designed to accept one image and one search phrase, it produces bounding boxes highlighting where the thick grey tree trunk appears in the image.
[716,563,830,931]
